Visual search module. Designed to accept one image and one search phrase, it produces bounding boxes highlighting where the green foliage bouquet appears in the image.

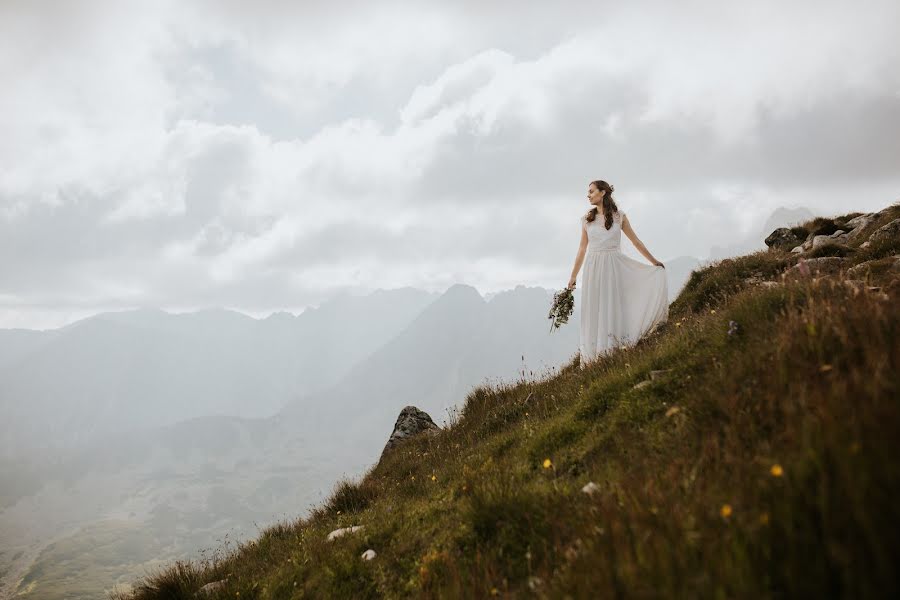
[547,286,575,333]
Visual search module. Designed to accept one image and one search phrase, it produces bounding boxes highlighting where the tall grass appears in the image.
[110,210,900,599]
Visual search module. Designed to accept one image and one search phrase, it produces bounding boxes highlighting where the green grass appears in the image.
[111,206,900,599]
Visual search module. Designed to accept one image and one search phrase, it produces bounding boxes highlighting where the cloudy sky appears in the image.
[2,0,898,330]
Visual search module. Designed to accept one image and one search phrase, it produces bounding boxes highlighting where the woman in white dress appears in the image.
[567,180,668,366]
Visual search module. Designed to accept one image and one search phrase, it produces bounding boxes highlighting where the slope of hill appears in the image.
[107,205,900,596]
[109,203,900,599]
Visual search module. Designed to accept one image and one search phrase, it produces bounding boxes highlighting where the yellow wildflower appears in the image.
[675,322,682,328]
[490,587,499,596]
[543,458,553,469]
[720,504,732,518]
[431,474,437,481]
[770,464,783,477]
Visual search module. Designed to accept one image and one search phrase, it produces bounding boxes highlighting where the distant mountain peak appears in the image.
[406,283,485,325]
[443,283,483,299]
[486,285,553,305]
[264,311,297,321]
[179,307,255,320]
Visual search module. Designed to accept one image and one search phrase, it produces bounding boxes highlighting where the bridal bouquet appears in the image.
[547,287,575,333]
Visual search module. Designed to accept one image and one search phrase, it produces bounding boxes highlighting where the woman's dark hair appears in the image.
[585,180,619,230]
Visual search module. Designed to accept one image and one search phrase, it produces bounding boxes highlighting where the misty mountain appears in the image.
[0,329,57,369]
[0,288,438,459]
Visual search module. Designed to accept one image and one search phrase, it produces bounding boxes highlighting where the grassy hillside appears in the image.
[111,205,899,599]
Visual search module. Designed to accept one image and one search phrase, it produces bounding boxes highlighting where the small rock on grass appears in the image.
[581,481,601,495]
[361,549,377,560]
[327,525,364,541]
[197,579,227,596]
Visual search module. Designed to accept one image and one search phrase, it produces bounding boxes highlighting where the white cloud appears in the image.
[0,1,177,205]
[1,0,899,328]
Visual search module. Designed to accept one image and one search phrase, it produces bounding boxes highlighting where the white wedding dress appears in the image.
[579,210,668,364]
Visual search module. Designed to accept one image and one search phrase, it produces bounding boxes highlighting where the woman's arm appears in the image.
[568,222,589,288]
[621,214,664,267]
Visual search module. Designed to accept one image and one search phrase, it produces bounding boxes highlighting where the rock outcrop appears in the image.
[762,205,900,290]
[379,405,440,462]
[845,214,878,241]
[868,218,900,247]
[847,255,900,279]
[764,228,804,250]
[781,209,893,256]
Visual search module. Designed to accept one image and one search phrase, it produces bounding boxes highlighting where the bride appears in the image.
[567,180,668,366]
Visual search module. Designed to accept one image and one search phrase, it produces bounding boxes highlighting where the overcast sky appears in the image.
[2,0,899,330]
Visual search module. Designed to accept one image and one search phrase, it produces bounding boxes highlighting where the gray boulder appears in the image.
[868,218,900,246]
[845,213,876,230]
[812,234,842,250]
[379,405,440,461]
[794,234,817,253]
[765,227,804,250]
[197,579,228,596]
[846,215,877,242]
[829,229,849,243]
[847,255,900,279]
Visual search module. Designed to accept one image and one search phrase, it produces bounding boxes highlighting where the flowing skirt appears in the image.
[579,248,668,366]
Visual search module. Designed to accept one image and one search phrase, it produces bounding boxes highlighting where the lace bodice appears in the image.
[582,210,625,251]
